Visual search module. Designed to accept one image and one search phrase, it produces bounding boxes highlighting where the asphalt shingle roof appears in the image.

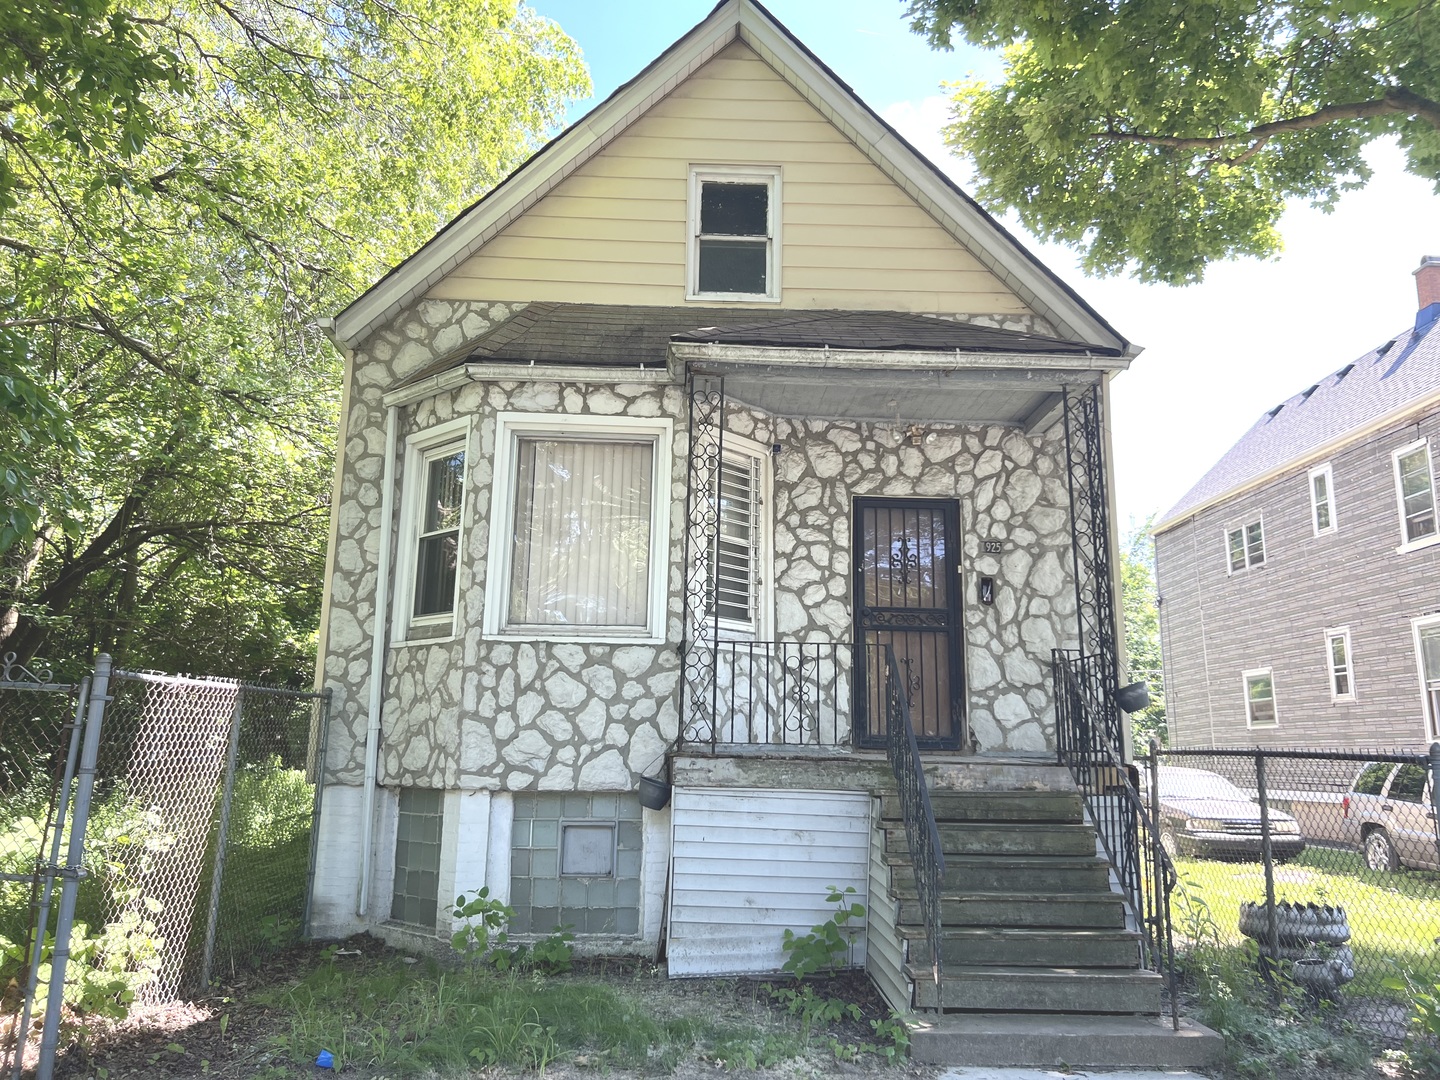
[395,303,1118,389]
[1157,307,1440,528]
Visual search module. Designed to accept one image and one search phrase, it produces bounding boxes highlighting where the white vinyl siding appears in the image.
[1309,462,1335,536]
[1393,440,1439,549]
[430,42,1028,314]
[1324,626,1354,702]
[1225,519,1265,573]
[668,788,869,976]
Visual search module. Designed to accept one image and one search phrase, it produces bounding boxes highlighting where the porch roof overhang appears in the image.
[669,341,1128,432]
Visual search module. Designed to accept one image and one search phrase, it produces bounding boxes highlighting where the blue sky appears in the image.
[529,0,1440,530]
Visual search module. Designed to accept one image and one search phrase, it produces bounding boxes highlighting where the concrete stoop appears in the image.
[907,1013,1224,1069]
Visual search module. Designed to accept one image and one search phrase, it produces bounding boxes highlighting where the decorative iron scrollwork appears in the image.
[1,652,56,685]
[859,609,949,629]
[892,535,919,590]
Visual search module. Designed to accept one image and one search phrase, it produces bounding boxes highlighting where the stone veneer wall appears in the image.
[319,299,1083,795]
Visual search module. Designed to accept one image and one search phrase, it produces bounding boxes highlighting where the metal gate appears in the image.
[0,654,330,1080]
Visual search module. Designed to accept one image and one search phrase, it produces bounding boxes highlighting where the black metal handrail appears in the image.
[881,643,945,995]
[1053,648,1178,1029]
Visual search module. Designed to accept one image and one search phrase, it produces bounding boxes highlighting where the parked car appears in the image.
[1147,766,1306,862]
[1341,762,1439,872]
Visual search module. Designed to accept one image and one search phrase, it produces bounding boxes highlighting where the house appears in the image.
[305,1,1214,1062]
[1154,257,1440,750]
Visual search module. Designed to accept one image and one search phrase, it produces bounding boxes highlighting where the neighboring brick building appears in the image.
[1154,257,1440,750]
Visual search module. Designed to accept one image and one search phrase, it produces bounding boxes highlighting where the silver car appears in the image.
[1342,762,1440,872]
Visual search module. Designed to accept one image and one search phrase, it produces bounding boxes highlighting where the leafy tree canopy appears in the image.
[0,0,588,680]
[907,0,1440,284]
[1120,517,1166,747]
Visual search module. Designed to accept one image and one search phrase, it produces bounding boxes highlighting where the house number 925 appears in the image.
[982,540,1004,554]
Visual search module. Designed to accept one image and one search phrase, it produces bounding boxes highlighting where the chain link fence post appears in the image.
[36,653,111,1080]
[199,689,246,988]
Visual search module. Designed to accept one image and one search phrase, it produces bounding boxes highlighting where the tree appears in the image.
[0,0,588,680]
[906,1,1440,284]
[1120,517,1166,747]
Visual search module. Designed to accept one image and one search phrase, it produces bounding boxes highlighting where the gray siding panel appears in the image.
[1156,403,1440,749]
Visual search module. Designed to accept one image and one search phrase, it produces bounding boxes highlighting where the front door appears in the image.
[853,498,966,750]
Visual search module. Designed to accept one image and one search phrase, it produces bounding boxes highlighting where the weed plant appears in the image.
[1174,875,1379,1078]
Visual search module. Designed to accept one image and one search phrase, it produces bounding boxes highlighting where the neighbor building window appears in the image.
[707,437,771,636]
[395,418,469,639]
[1243,669,1277,728]
[1309,463,1335,535]
[485,414,672,642]
[1393,440,1438,547]
[1413,616,1440,740]
[1225,519,1265,573]
[1324,626,1354,702]
[688,166,781,301]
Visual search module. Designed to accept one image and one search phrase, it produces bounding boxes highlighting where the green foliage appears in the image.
[780,885,866,979]
[450,887,516,964]
[1121,517,1167,748]
[907,0,1440,284]
[0,0,589,680]
[1381,972,1440,1074]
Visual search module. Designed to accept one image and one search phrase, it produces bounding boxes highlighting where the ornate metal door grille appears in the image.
[853,498,965,750]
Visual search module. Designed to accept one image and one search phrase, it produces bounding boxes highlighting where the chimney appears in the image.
[1415,255,1440,323]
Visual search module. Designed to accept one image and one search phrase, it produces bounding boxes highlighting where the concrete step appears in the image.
[908,964,1162,1013]
[879,791,1083,825]
[885,823,1097,857]
[886,852,1112,894]
[898,893,1127,929]
[899,926,1142,968]
[907,1013,1223,1068]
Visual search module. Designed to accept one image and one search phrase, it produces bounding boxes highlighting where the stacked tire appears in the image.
[1238,901,1354,993]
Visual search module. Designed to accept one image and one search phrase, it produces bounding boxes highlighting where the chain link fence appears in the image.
[0,655,331,1079]
[1146,743,1440,1029]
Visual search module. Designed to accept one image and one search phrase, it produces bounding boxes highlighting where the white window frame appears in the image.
[1392,438,1440,552]
[1223,517,1266,574]
[1323,625,1355,703]
[392,417,471,643]
[1242,668,1278,729]
[686,165,782,303]
[707,433,773,640]
[1412,614,1440,741]
[1308,462,1336,536]
[484,413,673,644]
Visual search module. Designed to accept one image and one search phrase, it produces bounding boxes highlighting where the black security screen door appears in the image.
[853,498,966,750]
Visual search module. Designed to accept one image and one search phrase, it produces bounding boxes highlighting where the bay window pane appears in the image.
[413,449,463,617]
[509,438,654,627]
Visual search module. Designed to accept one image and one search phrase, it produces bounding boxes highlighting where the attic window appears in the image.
[688,166,781,302]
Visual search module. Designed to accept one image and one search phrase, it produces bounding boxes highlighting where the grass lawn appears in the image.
[1171,847,1440,998]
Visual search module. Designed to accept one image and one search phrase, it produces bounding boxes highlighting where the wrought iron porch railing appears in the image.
[881,643,945,996]
[679,641,852,750]
[1053,648,1178,1028]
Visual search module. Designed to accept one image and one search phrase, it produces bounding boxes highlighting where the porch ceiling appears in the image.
[689,360,1099,431]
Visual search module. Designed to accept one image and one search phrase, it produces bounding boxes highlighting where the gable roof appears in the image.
[1156,311,1440,530]
[331,0,1130,355]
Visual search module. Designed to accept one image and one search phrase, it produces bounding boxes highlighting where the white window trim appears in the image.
[686,164,782,303]
[392,417,472,644]
[1242,667,1278,729]
[1323,625,1355,703]
[1411,614,1440,741]
[483,412,673,644]
[709,432,774,640]
[1223,516,1265,575]
[1308,462,1336,537]
[1393,438,1440,553]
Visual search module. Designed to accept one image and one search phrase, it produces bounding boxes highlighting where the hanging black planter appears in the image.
[638,775,671,811]
[1116,681,1151,714]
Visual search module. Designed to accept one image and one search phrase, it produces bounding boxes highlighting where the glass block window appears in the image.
[392,788,444,928]
[510,793,642,936]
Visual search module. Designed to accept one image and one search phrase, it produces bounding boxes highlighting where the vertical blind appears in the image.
[509,437,654,628]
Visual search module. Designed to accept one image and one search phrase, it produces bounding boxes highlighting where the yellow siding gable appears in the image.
[429,41,1030,315]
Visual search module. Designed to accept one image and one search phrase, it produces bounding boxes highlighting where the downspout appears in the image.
[359,403,400,916]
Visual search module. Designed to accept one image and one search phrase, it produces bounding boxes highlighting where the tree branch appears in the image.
[1096,89,1440,161]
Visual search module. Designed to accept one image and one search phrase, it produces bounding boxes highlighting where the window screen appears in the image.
[696,179,770,295]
